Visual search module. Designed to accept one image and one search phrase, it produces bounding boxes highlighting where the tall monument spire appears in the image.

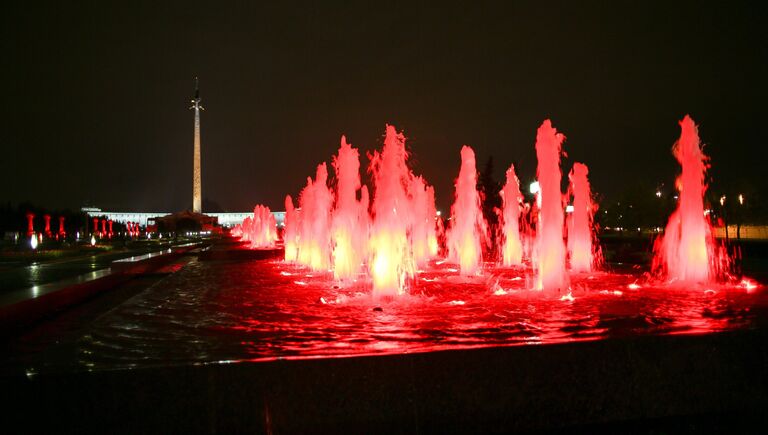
[191,77,203,213]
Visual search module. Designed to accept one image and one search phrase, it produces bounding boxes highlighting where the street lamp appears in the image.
[529,181,540,195]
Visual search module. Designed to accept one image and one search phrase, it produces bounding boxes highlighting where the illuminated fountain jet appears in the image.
[567,162,599,272]
[236,205,277,248]
[500,164,524,266]
[297,163,333,271]
[368,125,417,297]
[283,195,299,262]
[653,115,729,284]
[409,176,439,265]
[534,120,568,291]
[330,136,369,281]
[447,145,488,276]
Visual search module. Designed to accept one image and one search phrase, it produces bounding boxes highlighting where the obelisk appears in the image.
[191,77,203,213]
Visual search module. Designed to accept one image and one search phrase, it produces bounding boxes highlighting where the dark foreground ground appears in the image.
[3,328,768,434]
[1,236,768,433]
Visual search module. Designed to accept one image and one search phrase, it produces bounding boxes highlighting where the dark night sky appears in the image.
[2,1,767,213]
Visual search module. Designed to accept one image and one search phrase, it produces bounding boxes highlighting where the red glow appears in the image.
[241,119,753,301]
[653,115,731,284]
[330,136,368,280]
[367,125,419,296]
[234,205,278,248]
[43,214,52,237]
[534,120,568,291]
[26,212,35,237]
[58,216,66,237]
[447,145,488,276]
[297,163,333,271]
[567,163,600,272]
[86,258,762,367]
[500,164,524,266]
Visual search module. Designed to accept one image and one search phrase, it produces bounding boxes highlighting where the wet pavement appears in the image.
[0,240,184,293]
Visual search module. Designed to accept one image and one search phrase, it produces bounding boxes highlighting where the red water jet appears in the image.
[331,136,369,281]
[653,115,728,284]
[567,163,598,272]
[534,120,568,291]
[368,125,417,296]
[500,164,524,266]
[297,163,333,271]
[409,176,439,265]
[236,205,278,248]
[284,195,299,262]
[447,145,488,276]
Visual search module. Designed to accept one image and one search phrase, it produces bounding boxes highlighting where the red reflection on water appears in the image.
[73,257,767,371]
[203,260,765,362]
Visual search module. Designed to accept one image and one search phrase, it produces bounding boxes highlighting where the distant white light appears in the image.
[739,194,744,205]
[565,205,574,213]
[30,234,38,250]
[436,210,442,217]
[529,181,540,195]
[91,235,96,246]
[655,190,662,198]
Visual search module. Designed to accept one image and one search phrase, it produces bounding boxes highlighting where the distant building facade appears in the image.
[82,208,285,228]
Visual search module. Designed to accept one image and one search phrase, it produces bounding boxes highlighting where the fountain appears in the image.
[500,164,524,266]
[653,115,729,284]
[330,136,368,281]
[567,162,598,272]
[234,205,278,248]
[233,115,754,305]
[48,115,764,410]
[534,120,568,291]
[283,195,299,262]
[297,163,333,271]
[446,145,488,276]
[409,176,438,265]
[368,125,418,297]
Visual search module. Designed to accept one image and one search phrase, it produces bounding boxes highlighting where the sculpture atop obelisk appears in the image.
[191,77,203,213]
